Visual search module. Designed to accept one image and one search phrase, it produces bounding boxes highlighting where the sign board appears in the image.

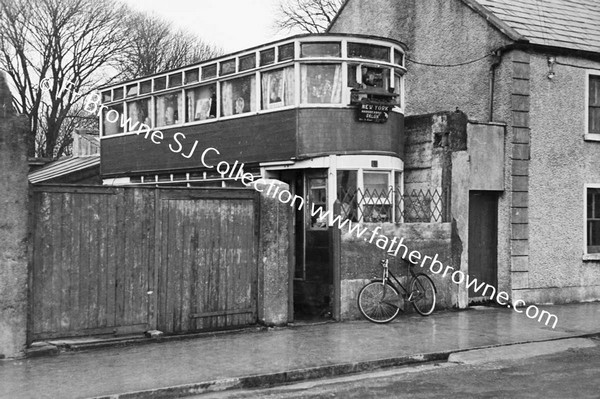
[356,102,391,123]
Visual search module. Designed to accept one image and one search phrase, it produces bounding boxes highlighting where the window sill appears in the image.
[583,253,600,261]
[584,134,600,142]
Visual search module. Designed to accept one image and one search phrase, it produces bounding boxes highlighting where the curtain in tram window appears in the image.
[301,64,342,104]
[221,80,233,117]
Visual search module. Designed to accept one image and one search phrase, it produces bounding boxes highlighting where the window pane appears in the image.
[140,80,152,94]
[126,98,152,129]
[185,69,199,84]
[337,170,357,221]
[220,59,236,76]
[239,54,256,71]
[362,66,390,89]
[113,87,124,100]
[220,75,256,116]
[364,172,389,194]
[186,84,216,121]
[126,84,138,97]
[202,64,217,80]
[168,73,182,88]
[154,77,166,91]
[260,48,275,66]
[590,76,600,106]
[348,42,391,62]
[300,42,341,58]
[278,43,295,61]
[261,67,295,109]
[308,177,327,229]
[301,64,342,104]
[102,90,111,102]
[102,104,123,136]
[394,73,402,106]
[394,49,404,66]
[155,92,183,126]
[588,188,600,253]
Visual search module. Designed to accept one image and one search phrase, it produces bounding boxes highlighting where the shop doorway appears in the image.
[293,170,333,320]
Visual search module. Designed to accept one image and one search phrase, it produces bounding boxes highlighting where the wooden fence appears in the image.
[29,185,258,341]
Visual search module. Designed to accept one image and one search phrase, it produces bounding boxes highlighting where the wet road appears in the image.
[199,337,600,398]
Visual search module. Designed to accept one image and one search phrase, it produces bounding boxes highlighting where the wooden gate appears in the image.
[29,186,258,341]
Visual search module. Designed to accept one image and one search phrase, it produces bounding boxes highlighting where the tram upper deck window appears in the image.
[127,98,152,129]
[300,42,341,58]
[348,42,390,62]
[221,75,256,116]
[186,84,216,121]
[301,63,342,104]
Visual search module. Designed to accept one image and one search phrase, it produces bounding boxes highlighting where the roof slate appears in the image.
[475,0,600,53]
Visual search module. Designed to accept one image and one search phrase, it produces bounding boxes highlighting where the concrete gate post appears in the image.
[0,72,30,359]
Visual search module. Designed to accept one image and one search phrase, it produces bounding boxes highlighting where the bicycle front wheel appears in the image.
[357,281,401,323]
[410,274,436,316]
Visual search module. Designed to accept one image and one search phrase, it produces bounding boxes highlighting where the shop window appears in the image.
[155,92,182,126]
[126,84,138,97]
[363,172,391,223]
[126,98,152,129]
[154,76,166,91]
[261,67,295,110]
[185,69,199,84]
[113,87,124,100]
[202,64,217,80]
[260,48,275,66]
[300,42,341,58]
[168,73,182,88]
[140,80,152,94]
[589,74,600,135]
[239,54,256,72]
[300,64,342,104]
[337,170,358,222]
[220,59,236,76]
[186,84,216,121]
[221,75,256,116]
[587,187,600,254]
[102,103,124,136]
[348,42,390,62]
[278,43,295,61]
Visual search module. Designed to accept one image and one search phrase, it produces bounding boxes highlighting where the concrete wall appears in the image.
[256,180,291,326]
[514,53,600,304]
[339,223,455,320]
[329,0,512,120]
[0,72,29,359]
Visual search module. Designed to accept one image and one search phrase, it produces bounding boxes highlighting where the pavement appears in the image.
[1,302,599,399]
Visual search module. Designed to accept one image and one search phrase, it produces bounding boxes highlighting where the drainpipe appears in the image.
[488,51,502,122]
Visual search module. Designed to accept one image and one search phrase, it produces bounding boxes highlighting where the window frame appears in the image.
[585,70,600,142]
[584,183,600,260]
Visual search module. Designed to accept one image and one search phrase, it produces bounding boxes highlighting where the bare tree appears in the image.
[274,0,344,34]
[0,0,130,158]
[119,12,223,80]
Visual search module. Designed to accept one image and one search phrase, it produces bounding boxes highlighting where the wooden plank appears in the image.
[106,191,117,328]
[59,192,72,334]
[189,308,254,318]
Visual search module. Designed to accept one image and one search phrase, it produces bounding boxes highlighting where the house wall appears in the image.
[514,53,600,304]
[329,0,512,120]
[0,72,29,359]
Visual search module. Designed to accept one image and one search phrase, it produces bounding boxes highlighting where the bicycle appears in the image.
[358,258,437,323]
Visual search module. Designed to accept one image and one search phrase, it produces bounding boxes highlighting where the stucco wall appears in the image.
[518,53,600,303]
[330,0,512,120]
[339,223,456,320]
[0,72,29,359]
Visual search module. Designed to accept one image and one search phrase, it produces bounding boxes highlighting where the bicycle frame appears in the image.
[380,259,422,304]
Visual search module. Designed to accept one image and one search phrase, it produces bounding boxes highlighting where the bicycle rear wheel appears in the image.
[357,281,401,323]
[410,274,436,316]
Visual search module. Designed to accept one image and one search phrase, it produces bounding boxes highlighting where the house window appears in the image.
[221,75,256,116]
[185,84,216,122]
[126,98,152,129]
[589,74,600,135]
[155,92,182,126]
[300,64,342,104]
[261,67,294,109]
[587,187,600,254]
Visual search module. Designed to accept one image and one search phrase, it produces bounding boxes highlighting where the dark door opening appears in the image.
[293,170,333,321]
[468,191,498,304]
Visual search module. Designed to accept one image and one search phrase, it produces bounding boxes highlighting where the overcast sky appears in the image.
[123,0,291,53]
